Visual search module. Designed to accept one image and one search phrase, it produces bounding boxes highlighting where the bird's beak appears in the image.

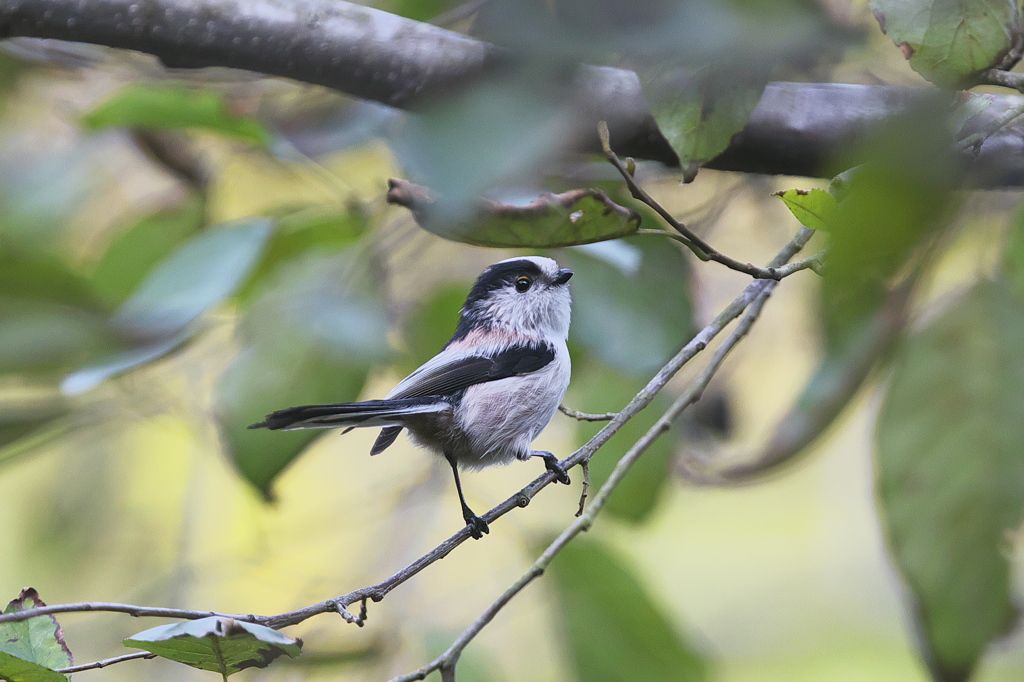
[554,268,573,285]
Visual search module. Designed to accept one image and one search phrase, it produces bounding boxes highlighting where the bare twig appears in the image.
[772,250,825,277]
[391,244,788,682]
[600,122,820,280]
[575,461,590,517]
[56,652,156,674]
[558,405,617,421]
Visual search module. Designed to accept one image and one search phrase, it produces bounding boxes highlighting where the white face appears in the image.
[475,256,573,340]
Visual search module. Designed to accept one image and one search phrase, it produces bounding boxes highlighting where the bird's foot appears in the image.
[532,451,571,485]
[464,513,490,539]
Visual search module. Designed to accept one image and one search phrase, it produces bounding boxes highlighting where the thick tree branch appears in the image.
[4,1,1024,183]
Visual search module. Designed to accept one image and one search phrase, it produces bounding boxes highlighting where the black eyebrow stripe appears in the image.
[462,260,544,306]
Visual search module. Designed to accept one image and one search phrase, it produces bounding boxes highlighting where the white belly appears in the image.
[455,345,570,469]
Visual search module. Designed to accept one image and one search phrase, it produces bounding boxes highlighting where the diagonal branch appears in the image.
[389,228,807,682]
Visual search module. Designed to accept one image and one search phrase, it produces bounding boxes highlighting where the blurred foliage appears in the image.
[562,237,694,376]
[82,85,272,147]
[386,180,642,247]
[2,0,1024,681]
[569,366,677,523]
[822,104,957,352]
[123,617,302,675]
[547,536,707,682]
[877,280,1024,680]
[218,250,389,498]
[89,194,205,307]
[871,0,1022,88]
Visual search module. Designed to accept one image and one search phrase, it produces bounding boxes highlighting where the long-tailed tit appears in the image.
[249,256,574,538]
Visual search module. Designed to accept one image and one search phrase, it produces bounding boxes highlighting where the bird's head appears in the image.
[459,256,573,340]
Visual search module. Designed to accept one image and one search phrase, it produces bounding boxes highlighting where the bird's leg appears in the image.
[531,450,571,485]
[445,451,489,539]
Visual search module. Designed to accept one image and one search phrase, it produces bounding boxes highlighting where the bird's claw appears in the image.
[546,460,571,485]
[465,514,489,539]
[531,451,571,485]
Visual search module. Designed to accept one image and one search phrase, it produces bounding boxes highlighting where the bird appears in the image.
[249,256,574,539]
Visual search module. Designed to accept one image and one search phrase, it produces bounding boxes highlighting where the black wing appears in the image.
[388,343,556,399]
[369,342,556,455]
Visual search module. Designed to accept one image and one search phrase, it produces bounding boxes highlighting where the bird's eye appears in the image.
[515,276,532,292]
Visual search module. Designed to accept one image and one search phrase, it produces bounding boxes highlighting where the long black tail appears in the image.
[248,397,446,431]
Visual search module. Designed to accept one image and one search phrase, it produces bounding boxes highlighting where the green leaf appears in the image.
[0,300,118,376]
[0,401,68,451]
[1005,200,1024,298]
[237,207,368,303]
[91,194,205,306]
[0,588,72,681]
[218,253,389,498]
[218,341,369,499]
[823,107,956,350]
[0,653,67,682]
[876,280,1024,680]
[113,218,273,340]
[725,290,905,480]
[397,284,467,376]
[61,329,193,396]
[391,71,573,226]
[640,67,766,173]
[772,188,837,231]
[83,85,272,147]
[562,237,694,376]
[569,367,676,523]
[547,537,707,682]
[0,253,108,313]
[871,0,1021,88]
[0,254,119,376]
[123,617,301,676]
[386,180,641,247]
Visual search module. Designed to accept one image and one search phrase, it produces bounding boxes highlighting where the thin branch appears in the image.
[575,461,590,517]
[601,123,819,280]
[558,405,617,421]
[391,241,789,682]
[772,250,825,278]
[56,652,156,674]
